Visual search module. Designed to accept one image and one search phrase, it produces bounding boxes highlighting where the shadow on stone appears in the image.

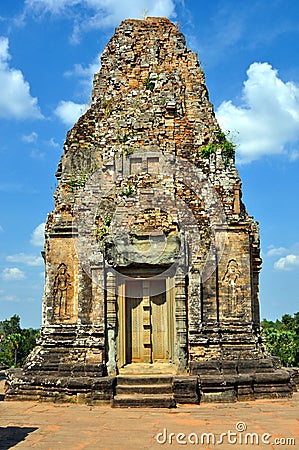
[0,427,38,449]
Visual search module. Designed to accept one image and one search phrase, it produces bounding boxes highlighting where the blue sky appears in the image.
[0,0,298,329]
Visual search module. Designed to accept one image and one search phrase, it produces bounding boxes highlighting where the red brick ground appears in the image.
[0,377,298,449]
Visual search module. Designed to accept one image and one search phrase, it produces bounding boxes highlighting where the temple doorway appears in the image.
[117,277,175,368]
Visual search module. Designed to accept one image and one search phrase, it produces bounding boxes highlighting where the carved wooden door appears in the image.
[125,279,169,364]
[150,282,168,362]
[125,281,143,363]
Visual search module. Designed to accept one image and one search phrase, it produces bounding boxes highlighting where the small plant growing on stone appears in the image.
[94,224,109,241]
[199,60,205,74]
[94,213,112,241]
[65,163,99,193]
[117,134,129,144]
[65,171,88,193]
[102,98,112,117]
[124,147,134,156]
[200,130,236,167]
[123,185,134,196]
[104,215,111,226]
[145,77,155,91]
[200,143,217,159]
[117,132,134,145]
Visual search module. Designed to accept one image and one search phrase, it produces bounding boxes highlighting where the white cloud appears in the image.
[64,55,101,81]
[265,243,299,271]
[47,137,60,148]
[30,149,46,159]
[25,0,74,14]
[274,254,299,271]
[25,0,176,41]
[289,150,299,162]
[0,225,3,232]
[0,294,20,302]
[0,182,23,193]
[55,100,87,126]
[30,222,45,247]
[216,62,299,163]
[22,131,38,143]
[6,253,43,266]
[0,36,43,120]
[64,55,101,92]
[2,267,25,281]
[265,245,288,257]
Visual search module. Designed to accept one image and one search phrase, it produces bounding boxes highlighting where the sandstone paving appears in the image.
[1,375,298,450]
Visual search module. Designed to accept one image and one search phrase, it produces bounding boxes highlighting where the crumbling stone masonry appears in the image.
[6,17,292,406]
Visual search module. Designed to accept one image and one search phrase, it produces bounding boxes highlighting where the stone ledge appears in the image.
[4,368,293,406]
[173,376,199,404]
[189,358,281,376]
[5,369,115,405]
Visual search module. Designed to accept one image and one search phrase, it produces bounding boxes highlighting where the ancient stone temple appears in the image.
[6,17,292,406]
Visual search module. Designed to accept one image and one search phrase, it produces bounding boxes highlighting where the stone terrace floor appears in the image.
[0,372,298,450]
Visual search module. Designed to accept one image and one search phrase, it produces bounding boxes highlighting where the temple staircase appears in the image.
[112,374,176,408]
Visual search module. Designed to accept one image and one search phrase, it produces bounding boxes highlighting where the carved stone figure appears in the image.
[53,263,71,318]
[71,147,93,172]
[222,259,241,313]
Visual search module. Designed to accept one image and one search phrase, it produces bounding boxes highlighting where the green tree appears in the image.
[261,312,299,367]
[0,314,21,335]
[5,333,22,366]
[0,315,39,368]
[18,328,40,365]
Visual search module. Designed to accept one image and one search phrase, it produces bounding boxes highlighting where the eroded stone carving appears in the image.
[53,263,71,319]
[222,259,242,314]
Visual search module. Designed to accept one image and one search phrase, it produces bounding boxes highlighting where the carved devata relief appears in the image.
[53,263,72,321]
[222,259,243,315]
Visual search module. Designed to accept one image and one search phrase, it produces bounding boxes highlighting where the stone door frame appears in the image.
[117,277,175,367]
[105,267,188,375]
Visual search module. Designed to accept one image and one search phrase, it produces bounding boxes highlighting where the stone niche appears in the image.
[5,17,292,406]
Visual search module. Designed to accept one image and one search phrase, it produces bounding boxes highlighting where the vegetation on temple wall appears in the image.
[122,185,134,196]
[117,132,133,145]
[65,164,98,193]
[200,130,236,166]
[144,77,155,91]
[0,315,39,368]
[124,147,134,156]
[94,215,111,241]
[261,312,299,367]
[65,172,88,192]
[198,60,205,74]
[94,225,109,240]
[102,98,113,117]
[117,131,135,155]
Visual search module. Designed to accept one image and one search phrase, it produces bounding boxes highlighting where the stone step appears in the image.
[116,375,173,386]
[118,363,176,375]
[116,383,173,395]
[112,393,176,408]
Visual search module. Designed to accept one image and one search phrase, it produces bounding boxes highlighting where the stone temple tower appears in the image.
[6,17,292,406]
